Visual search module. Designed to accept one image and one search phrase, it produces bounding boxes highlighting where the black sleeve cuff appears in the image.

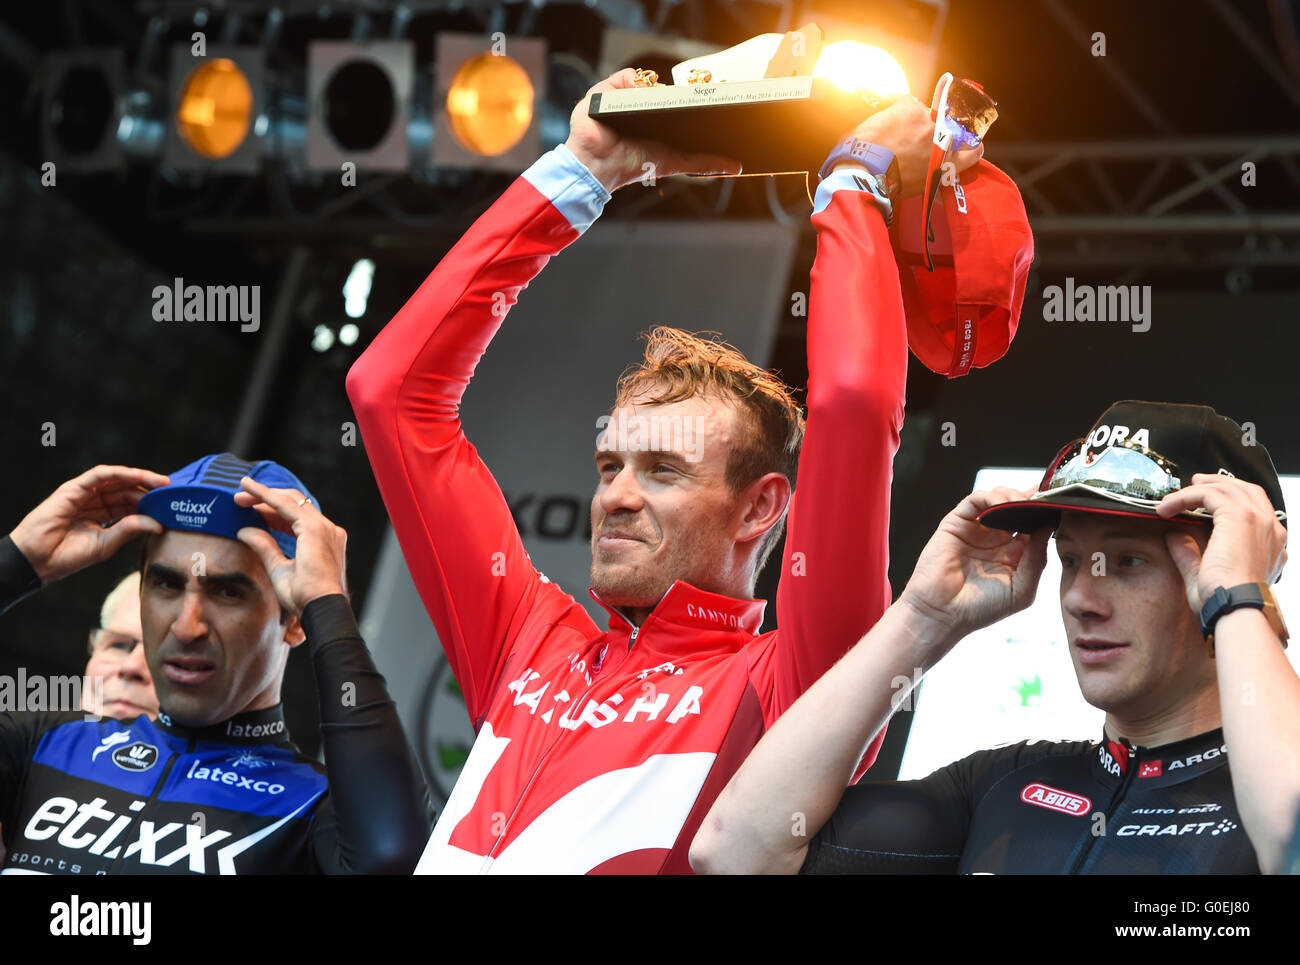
[0,536,43,616]
[300,593,358,647]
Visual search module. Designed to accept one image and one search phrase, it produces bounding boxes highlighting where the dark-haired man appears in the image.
[0,456,432,874]
[694,401,1297,874]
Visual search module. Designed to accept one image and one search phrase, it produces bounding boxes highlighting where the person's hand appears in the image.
[835,96,984,197]
[8,465,169,583]
[564,68,743,193]
[898,488,1052,660]
[1158,474,1288,613]
[234,478,348,616]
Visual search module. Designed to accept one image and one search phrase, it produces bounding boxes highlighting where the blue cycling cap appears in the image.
[137,453,316,558]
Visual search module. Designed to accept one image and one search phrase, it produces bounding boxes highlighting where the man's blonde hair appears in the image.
[613,327,805,573]
[100,572,141,629]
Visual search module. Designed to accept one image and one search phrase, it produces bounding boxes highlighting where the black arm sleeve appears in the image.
[301,594,435,874]
[0,537,43,616]
[800,754,979,874]
[0,535,52,833]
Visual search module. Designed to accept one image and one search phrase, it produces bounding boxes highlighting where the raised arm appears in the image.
[345,70,740,722]
[235,478,433,873]
[1,466,170,827]
[1159,474,1299,873]
[695,489,1050,873]
[343,144,607,722]
[765,100,982,725]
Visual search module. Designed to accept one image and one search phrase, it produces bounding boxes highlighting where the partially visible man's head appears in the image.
[590,328,804,607]
[82,572,160,720]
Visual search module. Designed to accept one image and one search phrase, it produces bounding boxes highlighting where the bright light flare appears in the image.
[175,58,253,159]
[343,258,375,319]
[812,42,909,98]
[445,53,534,156]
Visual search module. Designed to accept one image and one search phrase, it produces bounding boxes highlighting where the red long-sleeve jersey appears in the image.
[346,146,907,874]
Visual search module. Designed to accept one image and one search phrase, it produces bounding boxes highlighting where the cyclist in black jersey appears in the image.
[692,401,1296,874]
[1,457,433,874]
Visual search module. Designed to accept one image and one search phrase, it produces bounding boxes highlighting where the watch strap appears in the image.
[1199,582,1289,656]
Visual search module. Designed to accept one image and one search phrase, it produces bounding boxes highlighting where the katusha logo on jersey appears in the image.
[1020,783,1092,816]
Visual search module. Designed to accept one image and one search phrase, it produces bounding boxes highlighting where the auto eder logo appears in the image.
[111,741,160,772]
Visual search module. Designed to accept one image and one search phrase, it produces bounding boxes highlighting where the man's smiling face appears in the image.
[590,392,751,610]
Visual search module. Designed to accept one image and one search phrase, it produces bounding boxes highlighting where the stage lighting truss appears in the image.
[163,45,267,173]
[42,49,126,172]
[307,40,414,173]
[434,33,545,173]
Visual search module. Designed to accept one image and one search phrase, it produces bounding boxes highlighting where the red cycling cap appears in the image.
[890,159,1035,379]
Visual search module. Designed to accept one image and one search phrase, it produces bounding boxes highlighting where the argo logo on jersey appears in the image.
[1168,744,1228,770]
[1139,761,1162,778]
[111,742,159,772]
[1020,783,1092,816]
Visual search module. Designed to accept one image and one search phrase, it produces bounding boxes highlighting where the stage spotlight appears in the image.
[42,49,124,171]
[812,41,910,97]
[343,258,375,319]
[434,34,545,173]
[176,59,253,158]
[446,53,534,156]
[164,46,265,172]
[307,41,413,173]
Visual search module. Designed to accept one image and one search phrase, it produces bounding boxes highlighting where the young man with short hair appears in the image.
[693,401,1297,874]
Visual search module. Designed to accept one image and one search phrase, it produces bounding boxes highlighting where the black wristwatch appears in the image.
[1198,582,1290,656]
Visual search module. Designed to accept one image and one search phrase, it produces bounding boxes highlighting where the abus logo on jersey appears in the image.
[1020,783,1091,816]
[111,742,159,772]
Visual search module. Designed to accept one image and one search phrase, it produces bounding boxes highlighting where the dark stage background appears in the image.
[1,0,1298,773]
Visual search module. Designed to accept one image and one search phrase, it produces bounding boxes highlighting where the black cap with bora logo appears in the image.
[978,401,1287,533]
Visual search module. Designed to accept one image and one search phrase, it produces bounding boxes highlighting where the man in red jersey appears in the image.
[347,68,985,873]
